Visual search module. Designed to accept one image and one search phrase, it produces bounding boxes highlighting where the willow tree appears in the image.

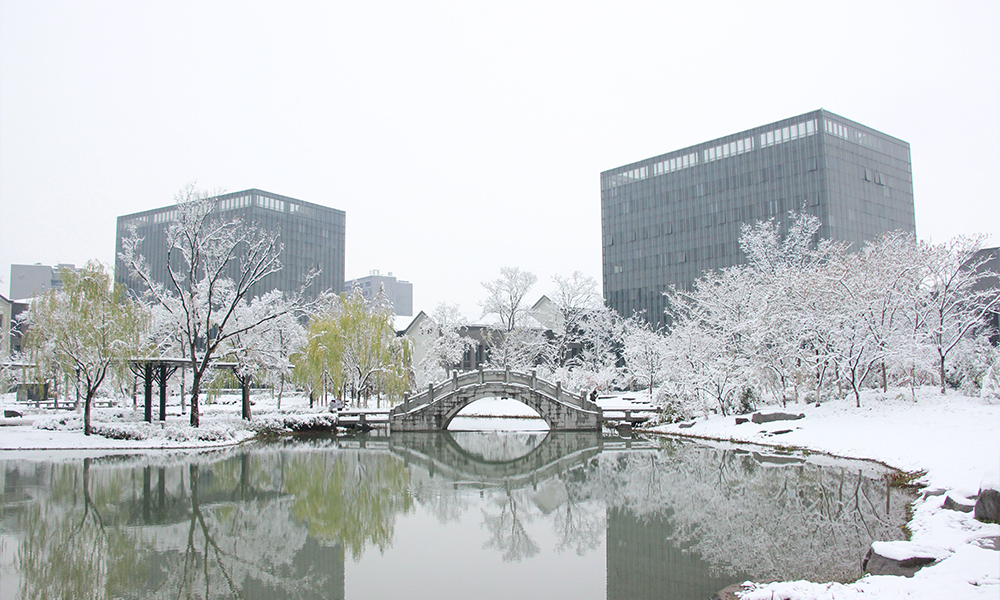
[24,261,146,435]
[294,288,411,408]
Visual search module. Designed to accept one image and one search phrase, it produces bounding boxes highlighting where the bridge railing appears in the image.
[392,367,598,416]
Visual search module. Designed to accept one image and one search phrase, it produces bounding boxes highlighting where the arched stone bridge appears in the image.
[390,368,601,431]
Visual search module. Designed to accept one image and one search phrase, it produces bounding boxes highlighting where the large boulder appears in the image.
[751,411,805,424]
[862,542,949,577]
[975,489,1000,524]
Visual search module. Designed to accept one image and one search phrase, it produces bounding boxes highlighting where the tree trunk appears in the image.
[84,390,94,436]
[241,375,251,421]
[277,374,283,411]
[881,361,887,393]
[939,353,946,394]
[190,370,202,428]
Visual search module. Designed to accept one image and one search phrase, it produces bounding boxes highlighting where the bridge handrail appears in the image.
[391,368,598,416]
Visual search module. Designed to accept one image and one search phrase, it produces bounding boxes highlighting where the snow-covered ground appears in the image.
[0,392,334,452]
[646,386,1000,599]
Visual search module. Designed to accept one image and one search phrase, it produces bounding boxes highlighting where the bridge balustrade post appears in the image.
[531,369,537,390]
[478,366,484,384]
[556,381,561,401]
[452,370,458,391]
[428,383,434,403]
[403,392,410,411]
[505,366,510,383]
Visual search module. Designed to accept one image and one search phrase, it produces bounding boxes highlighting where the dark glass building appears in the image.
[601,109,915,325]
[115,188,345,300]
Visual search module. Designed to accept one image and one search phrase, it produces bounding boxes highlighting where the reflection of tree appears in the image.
[572,442,912,583]
[155,460,319,599]
[283,451,412,559]
[552,496,604,556]
[481,485,539,562]
[17,459,153,600]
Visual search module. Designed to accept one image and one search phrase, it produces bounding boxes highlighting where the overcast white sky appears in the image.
[1,1,997,319]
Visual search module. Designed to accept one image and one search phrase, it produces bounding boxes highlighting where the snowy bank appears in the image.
[648,387,1000,599]
[0,393,338,453]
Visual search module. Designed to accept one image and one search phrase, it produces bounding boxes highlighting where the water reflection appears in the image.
[1,433,913,599]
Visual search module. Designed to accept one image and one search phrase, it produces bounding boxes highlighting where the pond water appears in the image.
[0,431,914,600]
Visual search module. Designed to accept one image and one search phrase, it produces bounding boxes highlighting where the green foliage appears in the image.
[737,387,758,415]
[293,288,412,406]
[24,261,147,434]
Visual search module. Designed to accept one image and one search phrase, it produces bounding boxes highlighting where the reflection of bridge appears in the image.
[389,431,606,486]
[390,368,601,431]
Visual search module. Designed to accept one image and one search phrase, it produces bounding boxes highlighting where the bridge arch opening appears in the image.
[446,397,549,432]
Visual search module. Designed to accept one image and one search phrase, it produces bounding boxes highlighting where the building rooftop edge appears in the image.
[116,188,345,220]
[601,109,910,176]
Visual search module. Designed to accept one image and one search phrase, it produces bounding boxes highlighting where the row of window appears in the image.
[604,118,822,190]
[759,119,818,148]
[704,137,755,163]
[606,157,821,216]
[652,152,700,176]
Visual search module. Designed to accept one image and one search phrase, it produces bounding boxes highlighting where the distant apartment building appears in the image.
[344,270,413,316]
[115,189,345,300]
[0,294,11,359]
[602,109,916,325]
[9,263,76,300]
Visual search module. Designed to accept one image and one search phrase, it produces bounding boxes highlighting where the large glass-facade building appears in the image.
[601,109,915,325]
[115,189,345,300]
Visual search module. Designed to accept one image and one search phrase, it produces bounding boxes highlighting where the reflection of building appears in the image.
[344,270,413,316]
[115,189,345,300]
[9,263,75,300]
[602,110,916,325]
[606,507,740,600]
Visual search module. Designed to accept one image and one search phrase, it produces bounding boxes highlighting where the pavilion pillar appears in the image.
[143,363,153,423]
[158,364,167,421]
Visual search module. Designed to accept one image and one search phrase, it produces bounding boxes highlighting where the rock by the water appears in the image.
[751,411,805,424]
[975,489,1000,524]
[735,417,749,425]
[710,583,745,600]
[678,421,695,429]
[4,410,22,418]
[862,542,948,577]
[942,493,975,513]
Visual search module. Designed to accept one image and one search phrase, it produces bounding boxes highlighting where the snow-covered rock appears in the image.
[862,541,950,577]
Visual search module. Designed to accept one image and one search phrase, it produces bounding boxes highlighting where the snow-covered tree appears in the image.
[621,316,668,397]
[23,261,146,435]
[120,185,311,427]
[415,303,475,387]
[922,235,1000,393]
[548,271,603,368]
[480,267,549,370]
[224,291,307,419]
